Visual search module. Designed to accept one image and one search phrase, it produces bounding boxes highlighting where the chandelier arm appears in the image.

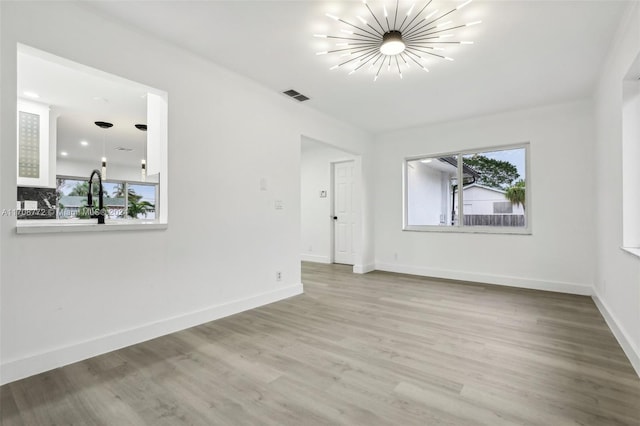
[340,41,382,47]
[405,43,437,50]
[411,41,463,44]
[364,3,387,34]
[421,8,458,31]
[374,59,385,81]
[404,49,424,60]
[399,1,432,33]
[406,46,447,59]
[351,46,382,56]
[326,45,380,55]
[338,18,382,39]
[403,7,456,39]
[404,15,428,35]
[354,50,381,71]
[406,38,442,45]
[371,53,384,66]
[350,46,382,57]
[407,24,467,40]
[351,31,382,40]
[403,24,438,40]
[365,23,384,37]
[407,55,428,71]
[337,47,379,67]
[393,0,400,29]
[327,35,379,42]
[398,15,409,33]
[395,55,402,75]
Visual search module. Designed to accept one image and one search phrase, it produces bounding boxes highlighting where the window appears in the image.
[55,177,157,221]
[493,202,513,214]
[404,144,529,233]
[622,55,640,254]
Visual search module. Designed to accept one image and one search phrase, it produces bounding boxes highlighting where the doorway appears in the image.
[332,161,355,265]
[300,137,359,268]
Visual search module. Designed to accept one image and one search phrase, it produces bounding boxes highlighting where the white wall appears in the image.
[0,1,372,384]
[406,162,451,226]
[374,100,596,295]
[461,186,525,216]
[300,139,355,264]
[593,2,640,376]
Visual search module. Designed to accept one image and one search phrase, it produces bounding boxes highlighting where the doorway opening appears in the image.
[300,136,360,268]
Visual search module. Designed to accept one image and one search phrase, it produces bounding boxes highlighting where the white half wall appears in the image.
[300,138,355,265]
[0,1,372,384]
[593,2,640,376]
[373,100,596,295]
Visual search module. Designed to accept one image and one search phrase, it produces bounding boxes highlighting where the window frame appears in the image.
[55,175,159,222]
[402,142,531,235]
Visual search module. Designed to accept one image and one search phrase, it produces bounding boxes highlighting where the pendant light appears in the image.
[94,121,113,180]
[141,159,147,182]
[135,124,148,182]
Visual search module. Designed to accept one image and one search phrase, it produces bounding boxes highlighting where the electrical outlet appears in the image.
[276,271,282,281]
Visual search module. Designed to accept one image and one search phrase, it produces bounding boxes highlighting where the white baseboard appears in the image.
[374,262,592,295]
[300,254,331,264]
[0,284,303,386]
[353,263,375,274]
[592,291,640,378]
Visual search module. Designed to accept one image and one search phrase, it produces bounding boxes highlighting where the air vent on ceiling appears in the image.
[283,89,310,102]
[114,146,134,152]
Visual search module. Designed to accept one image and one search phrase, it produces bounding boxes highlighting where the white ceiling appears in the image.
[83,0,628,134]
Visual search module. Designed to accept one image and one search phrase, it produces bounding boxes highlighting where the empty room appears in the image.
[1,1,639,425]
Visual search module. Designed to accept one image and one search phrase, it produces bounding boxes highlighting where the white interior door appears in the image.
[333,161,355,265]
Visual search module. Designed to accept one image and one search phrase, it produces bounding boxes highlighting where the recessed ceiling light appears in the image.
[23,91,40,99]
[60,151,68,156]
[420,159,433,163]
[80,140,89,146]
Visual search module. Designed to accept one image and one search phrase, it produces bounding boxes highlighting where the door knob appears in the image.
[333,216,338,220]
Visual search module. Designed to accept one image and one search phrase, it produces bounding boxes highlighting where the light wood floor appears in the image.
[2,262,639,425]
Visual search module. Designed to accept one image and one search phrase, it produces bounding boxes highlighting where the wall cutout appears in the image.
[16,44,169,224]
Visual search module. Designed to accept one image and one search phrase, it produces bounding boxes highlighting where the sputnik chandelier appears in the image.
[315,0,481,81]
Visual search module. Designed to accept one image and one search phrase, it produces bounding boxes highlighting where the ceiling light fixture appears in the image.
[94,121,113,180]
[316,0,481,80]
[135,124,148,181]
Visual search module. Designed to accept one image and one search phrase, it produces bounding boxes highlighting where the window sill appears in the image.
[621,247,640,259]
[16,219,167,234]
[403,225,532,235]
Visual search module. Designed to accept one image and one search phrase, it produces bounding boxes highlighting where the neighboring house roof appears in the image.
[58,195,125,207]
[438,157,482,179]
[462,183,507,194]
